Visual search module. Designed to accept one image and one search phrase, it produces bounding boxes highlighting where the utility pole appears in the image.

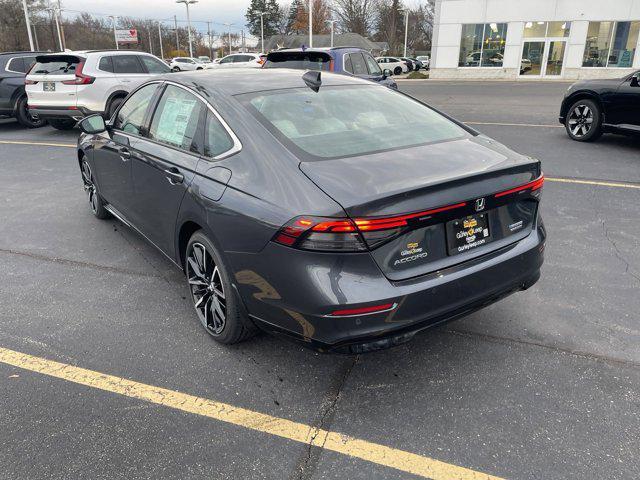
[57,0,66,50]
[174,15,179,51]
[109,16,119,50]
[223,23,233,55]
[403,9,409,57]
[176,0,197,58]
[158,23,164,59]
[308,0,313,47]
[21,0,35,51]
[207,21,212,59]
[259,12,266,53]
[327,20,336,47]
[32,23,40,50]
[51,8,63,51]
[148,29,153,54]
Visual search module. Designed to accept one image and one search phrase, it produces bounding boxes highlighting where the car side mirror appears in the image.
[79,114,107,134]
[631,73,640,87]
[383,68,392,78]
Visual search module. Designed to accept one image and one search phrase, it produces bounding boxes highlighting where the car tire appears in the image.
[15,96,46,128]
[105,96,124,120]
[185,231,256,344]
[48,118,76,130]
[565,99,602,142]
[196,67,203,70]
[81,158,111,219]
[393,66,402,75]
[172,66,181,72]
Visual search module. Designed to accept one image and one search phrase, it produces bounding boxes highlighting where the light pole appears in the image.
[176,0,198,58]
[223,23,233,55]
[109,16,119,50]
[326,20,337,47]
[21,0,35,51]
[402,9,409,58]
[258,12,267,53]
[158,22,164,60]
[308,0,313,47]
[50,8,63,51]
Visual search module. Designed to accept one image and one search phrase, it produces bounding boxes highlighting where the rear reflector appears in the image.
[494,174,544,198]
[329,302,396,317]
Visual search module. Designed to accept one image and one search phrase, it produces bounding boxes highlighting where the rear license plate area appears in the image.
[43,82,55,92]
[446,212,491,256]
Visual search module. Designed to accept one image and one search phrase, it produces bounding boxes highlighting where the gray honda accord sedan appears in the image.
[76,69,545,353]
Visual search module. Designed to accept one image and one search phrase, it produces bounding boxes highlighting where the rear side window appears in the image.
[204,110,234,157]
[98,56,114,72]
[149,85,205,153]
[113,55,145,74]
[349,53,368,75]
[264,52,332,71]
[31,57,80,75]
[233,55,253,62]
[6,57,25,73]
[114,83,158,135]
[139,56,170,74]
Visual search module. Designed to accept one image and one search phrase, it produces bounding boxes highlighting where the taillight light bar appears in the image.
[327,302,397,317]
[62,61,95,85]
[494,174,544,198]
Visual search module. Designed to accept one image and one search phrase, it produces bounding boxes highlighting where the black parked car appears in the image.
[559,71,640,141]
[77,69,545,353]
[0,51,46,128]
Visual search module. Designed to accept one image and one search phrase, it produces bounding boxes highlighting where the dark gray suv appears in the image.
[77,69,545,353]
[0,51,46,128]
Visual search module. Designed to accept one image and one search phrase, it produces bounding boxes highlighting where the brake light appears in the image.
[494,174,544,198]
[62,61,95,85]
[24,62,37,84]
[24,79,38,85]
[273,201,468,252]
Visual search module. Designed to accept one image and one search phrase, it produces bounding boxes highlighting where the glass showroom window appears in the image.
[523,21,571,38]
[583,21,640,67]
[459,23,508,67]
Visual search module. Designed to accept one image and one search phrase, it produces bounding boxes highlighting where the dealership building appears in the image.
[430,0,640,79]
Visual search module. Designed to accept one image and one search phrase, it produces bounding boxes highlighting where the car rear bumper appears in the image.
[231,219,546,353]
[28,105,100,121]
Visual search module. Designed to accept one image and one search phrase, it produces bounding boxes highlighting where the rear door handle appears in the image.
[164,168,184,185]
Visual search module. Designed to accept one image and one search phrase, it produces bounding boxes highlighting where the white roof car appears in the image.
[169,57,213,71]
[209,53,266,69]
[25,50,171,130]
[375,57,409,75]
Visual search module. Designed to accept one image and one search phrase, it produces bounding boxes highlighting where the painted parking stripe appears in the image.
[0,346,503,480]
[546,177,640,190]
[0,139,75,148]
[465,121,563,128]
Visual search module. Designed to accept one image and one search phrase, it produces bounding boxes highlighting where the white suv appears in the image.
[210,53,265,69]
[25,50,171,130]
[169,57,211,71]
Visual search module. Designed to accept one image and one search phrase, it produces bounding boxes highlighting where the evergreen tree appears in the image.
[245,0,281,39]
[286,0,304,34]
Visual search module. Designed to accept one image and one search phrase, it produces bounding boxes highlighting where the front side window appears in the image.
[459,23,508,67]
[583,21,640,67]
[114,83,158,135]
[219,56,234,64]
[140,56,170,74]
[113,55,145,74]
[242,85,467,160]
[364,54,382,75]
[349,53,369,75]
[149,85,205,152]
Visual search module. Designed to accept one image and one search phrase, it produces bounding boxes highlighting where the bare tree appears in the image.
[332,0,376,37]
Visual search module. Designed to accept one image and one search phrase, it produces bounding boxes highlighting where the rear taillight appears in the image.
[24,79,38,85]
[62,62,95,85]
[494,174,544,198]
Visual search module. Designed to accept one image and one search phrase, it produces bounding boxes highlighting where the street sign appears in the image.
[115,29,138,44]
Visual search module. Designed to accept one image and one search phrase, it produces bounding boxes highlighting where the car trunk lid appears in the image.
[25,55,83,108]
[300,136,542,281]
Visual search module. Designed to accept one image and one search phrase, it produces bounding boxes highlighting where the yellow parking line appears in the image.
[0,346,503,480]
[546,177,640,190]
[0,139,75,148]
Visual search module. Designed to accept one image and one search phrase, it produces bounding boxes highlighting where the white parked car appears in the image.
[169,57,212,72]
[25,50,171,130]
[375,57,409,75]
[210,53,266,69]
[416,55,430,69]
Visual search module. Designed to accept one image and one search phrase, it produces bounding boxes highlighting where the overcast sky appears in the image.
[60,0,257,39]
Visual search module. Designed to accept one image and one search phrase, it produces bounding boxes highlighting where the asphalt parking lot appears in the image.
[1,80,639,480]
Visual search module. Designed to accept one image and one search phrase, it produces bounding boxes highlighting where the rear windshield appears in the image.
[31,56,80,75]
[239,85,467,160]
[263,52,332,71]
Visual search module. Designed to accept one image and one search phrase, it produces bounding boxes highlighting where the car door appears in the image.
[91,82,160,215]
[217,55,235,68]
[129,83,205,256]
[113,55,148,91]
[608,72,640,128]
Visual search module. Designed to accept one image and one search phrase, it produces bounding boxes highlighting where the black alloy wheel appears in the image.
[185,232,255,344]
[565,99,602,142]
[81,159,111,219]
[15,96,46,128]
[394,66,402,75]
